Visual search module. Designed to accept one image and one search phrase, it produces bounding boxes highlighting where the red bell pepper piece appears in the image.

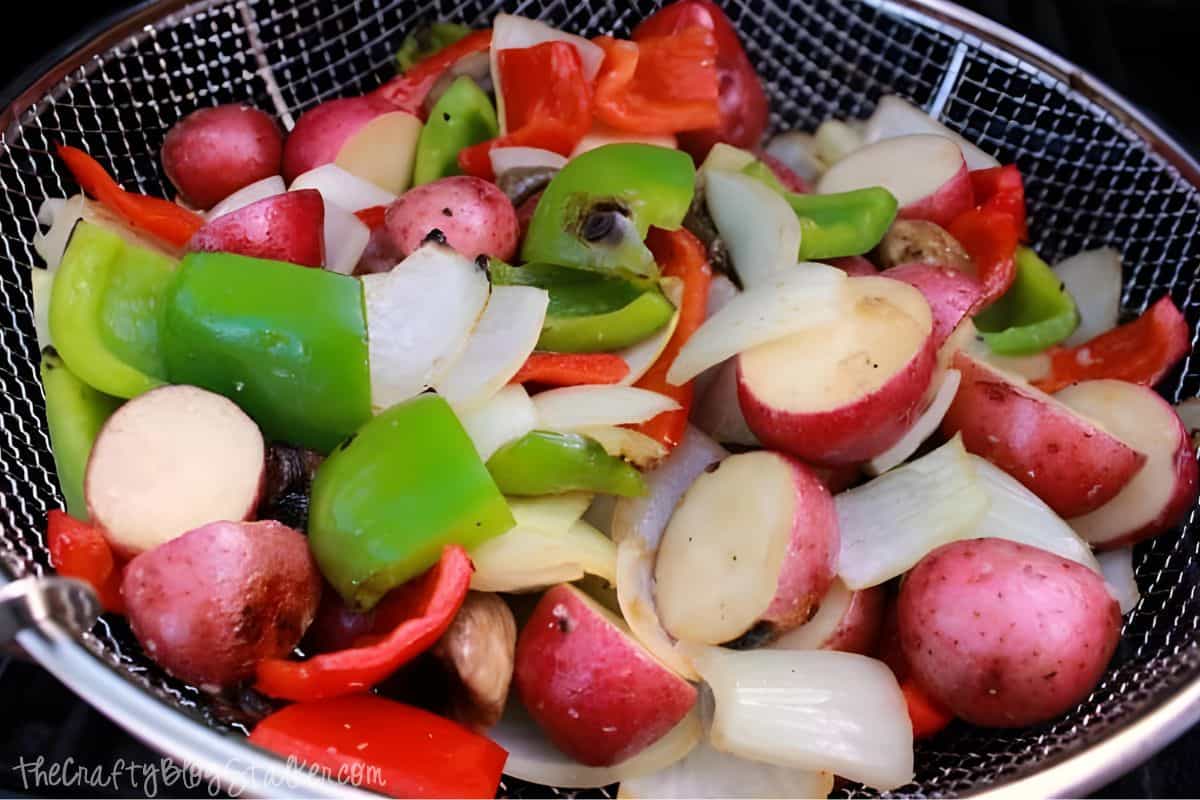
[592,28,721,135]
[458,42,592,181]
[354,204,388,229]
[946,207,1020,311]
[511,352,630,387]
[374,29,493,117]
[900,679,955,739]
[1033,295,1191,394]
[633,0,769,160]
[633,227,712,450]
[249,694,507,799]
[255,545,472,702]
[57,145,204,249]
[46,510,124,614]
[970,164,1027,240]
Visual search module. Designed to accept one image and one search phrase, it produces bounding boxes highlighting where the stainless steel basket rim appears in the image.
[2,1,1199,797]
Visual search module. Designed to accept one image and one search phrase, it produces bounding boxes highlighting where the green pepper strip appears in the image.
[309,395,514,611]
[50,222,176,399]
[40,348,122,519]
[486,430,647,497]
[162,252,371,453]
[413,76,498,186]
[396,22,473,72]
[974,246,1079,356]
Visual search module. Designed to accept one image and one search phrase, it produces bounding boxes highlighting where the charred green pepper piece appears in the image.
[974,246,1079,355]
[413,76,498,185]
[486,430,647,497]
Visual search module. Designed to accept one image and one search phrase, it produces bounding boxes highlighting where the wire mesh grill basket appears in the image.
[2,0,1200,796]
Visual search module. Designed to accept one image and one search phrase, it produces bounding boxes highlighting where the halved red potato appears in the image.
[816,134,973,227]
[187,189,325,267]
[738,276,936,465]
[654,451,839,647]
[940,351,1146,518]
[884,262,982,350]
[769,579,885,655]
[85,385,265,558]
[162,105,284,210]
[514,584,697,767]
[1056,379,1199,549]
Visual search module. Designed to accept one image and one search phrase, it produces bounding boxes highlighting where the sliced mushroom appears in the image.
[433,591,517,729]
[876,219,974,273]
[257,443,324,529]
[497,167,559,209]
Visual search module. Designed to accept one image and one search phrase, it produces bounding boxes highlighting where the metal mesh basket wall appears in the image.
[1,0,1199,796]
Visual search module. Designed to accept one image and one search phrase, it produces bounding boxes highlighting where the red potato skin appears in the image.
[813,462,861,493]
[187,189,325,267]
[282,95,394,184]
[385,176,520,262]
[122,520,321,689]
[899,538,1121,728]
[823,584,886,655]
[823,255,878,277]
[896,161,974,229]
[738,328,937,466]
[885,262,983,350]
[941,351,1147,518]
[760,152,810,193]
[514,584,697,767]
[162,105,284,210]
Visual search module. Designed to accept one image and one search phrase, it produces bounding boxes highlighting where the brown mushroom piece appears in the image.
[876,219,974,273]
[433,591,518,729]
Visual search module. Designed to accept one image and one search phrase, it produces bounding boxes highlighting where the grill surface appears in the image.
[1,0,1199,797]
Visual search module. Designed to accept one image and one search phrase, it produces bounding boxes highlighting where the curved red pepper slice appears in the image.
[255,545,472,702]
[946,207,1020,312]
[373,29,493,117]
[900,679,955,739]
[511,352,630,387]
[969,164,1027,240]
[46,510,125,614]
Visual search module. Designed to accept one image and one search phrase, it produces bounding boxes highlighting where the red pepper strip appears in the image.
[354,204,388,229]
[1033,295,1191,394]
[591,28,720,135]
[946,207,1019,312]
[458,42,592,181]
[633,227,712,450]
[511,352,630,387]
[46,510,125,614]
[373,29,493,117]
[255,545,472,702]
[970,164,1028,240]
[249,695,507,799]
[900,679,955,739]
[56,145,203,249]
[759,151,810,193]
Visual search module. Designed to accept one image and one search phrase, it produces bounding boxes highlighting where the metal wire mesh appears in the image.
[1,0,1199,796]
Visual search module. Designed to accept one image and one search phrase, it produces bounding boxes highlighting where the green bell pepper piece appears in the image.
[490,261,674,352]
[486,430,647,497]
[49,222,176,399]
[521,144,696,279]
[786,188,898,260]
[40,348,122,519]
[413,76,498,186]
[396,22,472,71]
[741,159,788,194]
[974,246,1079,356]
[161,253,371,453]
[309,394,514,610]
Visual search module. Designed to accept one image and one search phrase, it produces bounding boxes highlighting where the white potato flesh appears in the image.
[334,111,422,194]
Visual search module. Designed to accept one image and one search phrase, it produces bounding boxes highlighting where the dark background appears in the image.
[2,0,1200,797]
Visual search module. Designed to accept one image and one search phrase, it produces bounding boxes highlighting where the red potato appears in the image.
[824,255,878,277]
[899,538,1121,728]
[122,519,321,689]
[759,151,810,193]
[162,105,284,210]
[385,176,520,261]
[738,276,936,465]
[85,385,265,558]
[514,584,697,767]
[813,463,862,494]
[816,134,973,228]
[654,451,839,646]
[884,262,983,350]
[187,189,325,267]
[941,350,1146,518]
[770,579,885,655]
[1057,379,1199,549]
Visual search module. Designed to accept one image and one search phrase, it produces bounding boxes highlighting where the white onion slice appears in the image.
[764,132,822,186]
[206,175,286,220]
[699,143,758,175]
[837,434,988,589]
[862,94,999,171]
[688,646,914,791]
[1098,547,1141,615]
[1054,247,1121,346]
[968,455,1101,572]
[322,202,370,275]
[612,426,728,680]
[866,368,961,475]
[34,194,178,267]
[691,359,759,447]
[37,197,65,226]
[576,425,668,470]
[1175,397,1200,437]
[704,169,802,289]
[584,493,617,538]
[705,274,739,320]
[490,146,567,178]
[491,701,701,789]
[471,518,614,592]
[768,578,855,651]
[667,266,846,385]
[812,119,864,167]
[458,384,537,462]
[534,386,680,430]
[618,278,682,386]
[434,286,549,412]
[30,268,54,349]
[289,163,396,211]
